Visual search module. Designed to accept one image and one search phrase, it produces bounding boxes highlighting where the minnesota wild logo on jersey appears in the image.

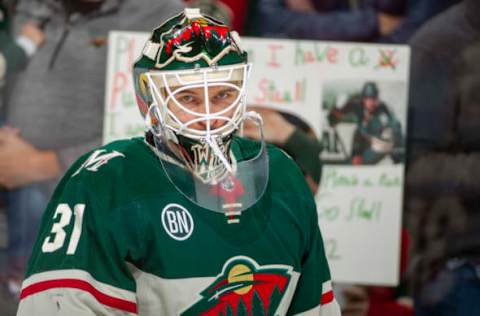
[72,149,125,176]
[182,256,293,316]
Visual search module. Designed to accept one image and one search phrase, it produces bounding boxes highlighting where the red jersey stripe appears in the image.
[321,290,335,305]
[20,278,137,314]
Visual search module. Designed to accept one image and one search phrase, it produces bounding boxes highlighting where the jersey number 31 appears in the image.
[41,204,85,255]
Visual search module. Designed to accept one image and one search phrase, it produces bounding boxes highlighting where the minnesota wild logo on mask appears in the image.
[176,134,234,184]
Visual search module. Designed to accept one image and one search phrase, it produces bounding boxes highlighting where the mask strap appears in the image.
[146,103,159,134]
[242,111,265,141]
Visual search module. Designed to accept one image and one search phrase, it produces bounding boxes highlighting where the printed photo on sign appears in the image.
[321,80,406,165]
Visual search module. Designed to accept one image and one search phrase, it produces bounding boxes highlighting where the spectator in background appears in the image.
[253,0,459,43]
[243,107,323,192]
[381,0,460,43]
[0,0,45,299]
[0,23,44,83]
[254,0,404,41]
[0,0,182,304]
[184,0,249,33]
[407,0,476,154]
[0,2,44,110]
[406,0,480,314]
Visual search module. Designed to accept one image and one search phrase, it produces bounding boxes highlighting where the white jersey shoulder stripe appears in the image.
[20,269,137,314]
[322,280,332,294]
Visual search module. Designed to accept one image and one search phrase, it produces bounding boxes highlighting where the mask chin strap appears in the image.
[146,103,176,141]
[243,111,265,141]
[145,103,158,133]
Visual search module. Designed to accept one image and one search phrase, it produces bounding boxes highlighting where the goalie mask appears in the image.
[133,8,268,214]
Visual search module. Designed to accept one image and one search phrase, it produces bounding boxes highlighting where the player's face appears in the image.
[363,97,379,112]
[168,85,240,131]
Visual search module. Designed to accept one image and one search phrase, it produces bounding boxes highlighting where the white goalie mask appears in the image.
[133,8,268,214]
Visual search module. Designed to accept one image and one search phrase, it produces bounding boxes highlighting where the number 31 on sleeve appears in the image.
[41,204,86,255]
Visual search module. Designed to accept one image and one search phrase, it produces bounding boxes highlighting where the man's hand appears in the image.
[341,285,369,316]
[377,13,403,36]
[242,107,295,145]
[20,22,46,47]
[0,128,60,189]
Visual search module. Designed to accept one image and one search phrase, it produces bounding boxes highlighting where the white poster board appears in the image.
[104,31,410,286]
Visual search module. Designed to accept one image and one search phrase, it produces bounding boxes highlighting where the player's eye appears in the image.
[177,94,197,105]
[212,89,237,103]
[216,90,231,99]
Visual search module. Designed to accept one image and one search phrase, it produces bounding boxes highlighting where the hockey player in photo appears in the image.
[328,81,404,165]
[16,9,340,316]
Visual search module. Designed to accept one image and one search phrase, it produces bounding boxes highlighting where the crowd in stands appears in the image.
[1,0,478,315]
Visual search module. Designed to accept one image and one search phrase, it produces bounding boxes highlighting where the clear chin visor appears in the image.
[150,112,268,214]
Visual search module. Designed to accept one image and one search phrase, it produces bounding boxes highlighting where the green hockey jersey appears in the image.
[17,137,340,316]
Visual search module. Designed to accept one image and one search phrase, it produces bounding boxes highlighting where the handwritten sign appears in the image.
[317,165,404,285]
[240,38,322,136]
[104,31,410,286]
[103,31,149,144]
